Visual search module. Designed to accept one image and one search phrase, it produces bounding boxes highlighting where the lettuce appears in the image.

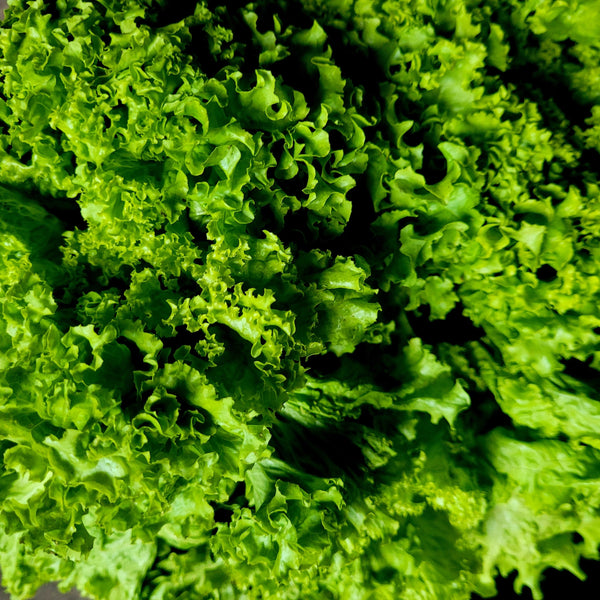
[0,0,599,599]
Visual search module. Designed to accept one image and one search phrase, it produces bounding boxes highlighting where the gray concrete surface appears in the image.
[0,582,84,600]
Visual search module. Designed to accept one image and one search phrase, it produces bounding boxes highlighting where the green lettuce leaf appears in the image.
[1,0,600,598]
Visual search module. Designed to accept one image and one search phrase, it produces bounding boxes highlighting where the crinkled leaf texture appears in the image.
[0,0,599,599]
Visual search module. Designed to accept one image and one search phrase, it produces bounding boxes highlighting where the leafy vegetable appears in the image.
[1,0,599,599]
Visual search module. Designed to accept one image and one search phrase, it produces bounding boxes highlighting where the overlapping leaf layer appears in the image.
[1,0,600,598]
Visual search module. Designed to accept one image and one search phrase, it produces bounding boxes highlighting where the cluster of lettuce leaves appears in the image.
[1,0,600,598]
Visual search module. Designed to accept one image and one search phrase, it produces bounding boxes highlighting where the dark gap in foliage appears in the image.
[206,324,277,407]
[496,63,590,158]
[270,412,366,478]
[109,101,129,131]
[135,542,169,592]
[484,22,597,194]
[29,419,65,446]
[427,55,442,71]
[43,1,61,22]
[246,197,282,238]
[163,545,189,557]
[560,38,578,53]
[210,481,247,523]
[325,27,383,117]
[561,357,600,393]
[354,405,377,431]
[53,263,130,327]
[134,258,154,272]
[161,325,200,357]
[577,147,600,184]
[20,148,32,165]
[503,110,523,122]
[402,124,423,147]
[328,179,378,258]
[354,337,405,391]
[372,566,398,584]
[406,305,485,346]
[355,406,420,448]
[120,388,142,420]
[205,0,251,13]
[159,380,213,420]
[2,205,67,273]
[190,3,261,76]
[270,52,320,112]
[376,291,400,325]
[536,264,557,282]
[185,211,210,248]
[328,128,347,152]
[572,532,584,544]
[186,25,229,78]
[178,272,203,295]
[277,165,310,199]
[471,570,533,600]
[305,352,342,378]
[275,184,376,256]
[143,0,198,27]
[306,323,404,394]
[212,506,234,523]
[535,558,600,600]
[117,336,152,372]
[105,268,133,294]
[100,266,129,294]
[468,390,514,435]
[513,212,547,226]
[39,196,86,231]
[176,405,206,431]
[281,0,325,29]
[388,62,403,77]
[269,176,378,257]
[229,480,246,502]
[580,246,595,258]
[6,182,88,232]
[420,140,447,185]
[433,22,455,41]
[367,359,403,391]
[544,87,587,129]
[67,151,78,175]
[412,213,443,236]
[51,286,78,322]
[0,440,17,463]
[100,32,111,47]
[178,207,212,250]
[278,207,319,251]
[270,138,287,166]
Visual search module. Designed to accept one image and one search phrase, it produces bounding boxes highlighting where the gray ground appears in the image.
[0,583,84,600]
